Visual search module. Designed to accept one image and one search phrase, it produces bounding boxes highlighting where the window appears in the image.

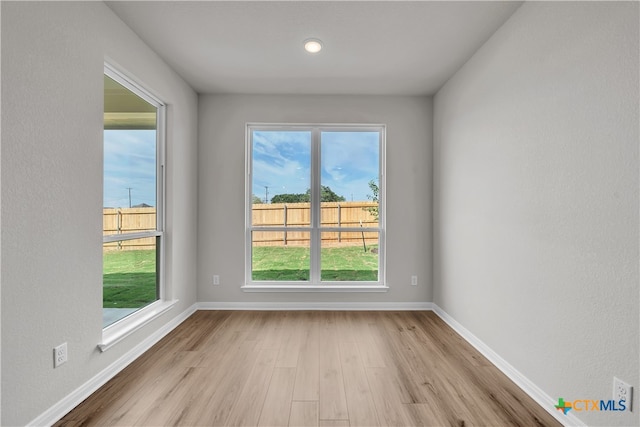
[245,124,385,290]
[102,64,165,331]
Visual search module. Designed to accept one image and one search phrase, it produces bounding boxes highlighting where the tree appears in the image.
[252,194,263,204]
[305,186,346,202]
[365,179,379,220]
[271,193,309,203]
[271,186,345,203]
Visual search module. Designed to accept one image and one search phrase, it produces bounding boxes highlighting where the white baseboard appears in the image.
[28,303,198,427]
[431,304,585,427]
[197,301,433,311]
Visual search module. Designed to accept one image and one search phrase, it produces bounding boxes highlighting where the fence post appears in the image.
[337,204,342,243]
[283,204,288,245]
[117,209,122,250]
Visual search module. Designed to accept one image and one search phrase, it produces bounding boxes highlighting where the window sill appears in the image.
[98,299,179,352]
[241,284,389,293]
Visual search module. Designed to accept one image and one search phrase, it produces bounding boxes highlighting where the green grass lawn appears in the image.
[252,244,378,281]
[320,245,378,281]
[103,244,378,308]
[103,250,156,308]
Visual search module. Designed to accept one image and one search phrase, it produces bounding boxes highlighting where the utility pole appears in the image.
[126,187,132,208]
[264,186,269,204]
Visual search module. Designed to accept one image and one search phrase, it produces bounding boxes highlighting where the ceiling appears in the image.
[106,1,522,96]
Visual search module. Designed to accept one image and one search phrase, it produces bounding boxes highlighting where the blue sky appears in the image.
[252,130,379,202]
[104,130,156,208]
[104,129,379,208]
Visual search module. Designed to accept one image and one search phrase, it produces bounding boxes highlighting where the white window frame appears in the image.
[243,123,387,292]
[99,63,176,352]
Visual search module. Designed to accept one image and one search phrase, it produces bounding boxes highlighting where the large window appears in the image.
[246,124,385,289]
[103,65,165,328]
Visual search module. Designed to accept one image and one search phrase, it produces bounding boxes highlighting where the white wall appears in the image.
[1,2,198,425]
[198,95,432,305]
[433,2,638,426]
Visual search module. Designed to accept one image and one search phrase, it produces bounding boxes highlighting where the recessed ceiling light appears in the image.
[304,38,323,54]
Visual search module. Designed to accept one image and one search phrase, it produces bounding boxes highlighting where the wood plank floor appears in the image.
[56,311,561,426]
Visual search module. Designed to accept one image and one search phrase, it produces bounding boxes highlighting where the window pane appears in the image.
[103,72,163,330]
[103,130,156,212]
[103,237,158,327]
[251,130,311,225]
[320,131,379,227]
[252,231,310,281]
[321,231,379,281]
[104,75,157,216]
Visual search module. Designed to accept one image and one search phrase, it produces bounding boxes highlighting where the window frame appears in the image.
[100,63,175,351]
[244,123,387,292]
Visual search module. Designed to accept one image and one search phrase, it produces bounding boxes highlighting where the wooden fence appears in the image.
[103,202,379,251]
[103,207,156,251]
[251,201,379,247]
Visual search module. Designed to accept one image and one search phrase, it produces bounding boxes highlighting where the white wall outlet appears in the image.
[54,342,67,368]
[614,377,633,411]
[213,275,220,285]
[411,275,418,286]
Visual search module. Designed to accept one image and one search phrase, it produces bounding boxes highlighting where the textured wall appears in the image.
[433,2,639,426]
[197,94,432,304]
[1,2,198,425]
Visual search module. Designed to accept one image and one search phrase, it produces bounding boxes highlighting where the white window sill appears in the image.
[241,284,389,293]
[98,299,179,352]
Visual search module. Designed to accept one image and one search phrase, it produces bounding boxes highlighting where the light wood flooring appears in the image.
[56,311,561,426]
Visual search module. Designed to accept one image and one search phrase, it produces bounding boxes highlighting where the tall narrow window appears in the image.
[103,65,164,327]
[246,125,385,288]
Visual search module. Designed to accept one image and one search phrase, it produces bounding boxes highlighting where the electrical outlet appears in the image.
[411,275,418,286]
[54,342,67,368]
[213,275,220,285]
[614,377,633,411]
